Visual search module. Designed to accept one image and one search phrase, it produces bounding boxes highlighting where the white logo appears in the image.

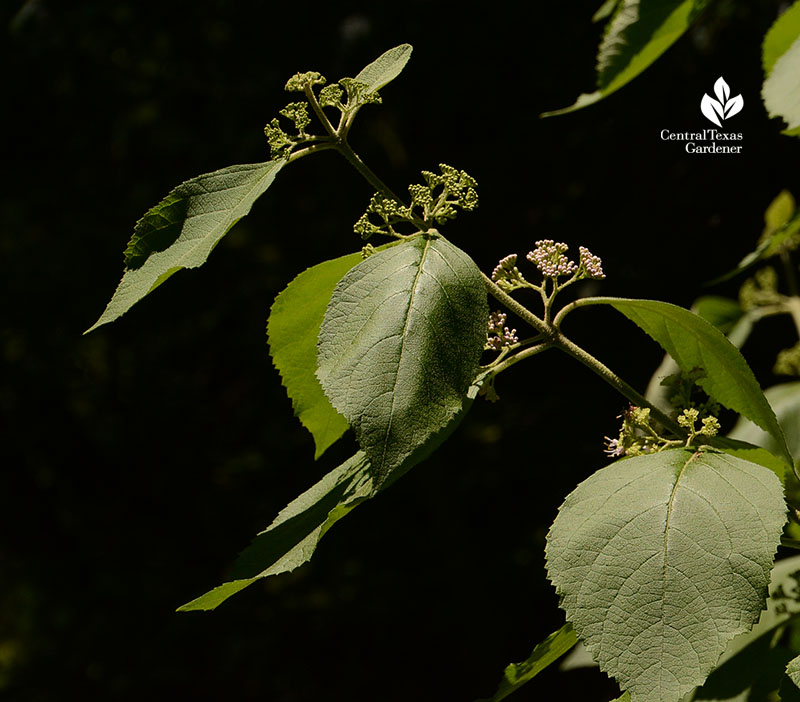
[701,77,743,127]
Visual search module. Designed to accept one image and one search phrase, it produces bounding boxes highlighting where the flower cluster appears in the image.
[578,246,605,279]
[526,240,577,278]
[491,254,529,292]
[485,311,518,351]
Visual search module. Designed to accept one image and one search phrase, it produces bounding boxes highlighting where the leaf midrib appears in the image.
[376,236,432,471]
[660,450,700,691]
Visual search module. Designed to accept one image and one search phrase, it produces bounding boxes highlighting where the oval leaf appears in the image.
[353,43,413,92]
[586,297,792,466]
[317,234,488,482]
[268,247,394,459]
[546,449,786,702]
[86,160,284,332]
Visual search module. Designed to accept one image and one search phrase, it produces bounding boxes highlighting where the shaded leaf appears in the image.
[317,234,487,482]
[706,190,799,284]
[353,43,413,92]
[542,0,708,117]
[587,297,792,466]
[762,1,800,136]
[546,449,785,702]
[87,161,284,332]
[729,382,800,463]
[479,624,578,701]
[268,245,395,459]
[178,383,482,611]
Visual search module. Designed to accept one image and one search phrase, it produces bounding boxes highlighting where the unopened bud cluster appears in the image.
[491,240,605,293]
[265,70,383,160]
[527,240,577,278]
[485,311,518,351]
[354,164,478,239]
[491,254,528,292]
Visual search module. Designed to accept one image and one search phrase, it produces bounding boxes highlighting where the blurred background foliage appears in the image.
[2,1,799,699]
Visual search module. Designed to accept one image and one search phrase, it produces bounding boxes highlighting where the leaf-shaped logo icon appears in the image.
[701,94,723,127]
[701,76,744,127]
[714,76,730,103]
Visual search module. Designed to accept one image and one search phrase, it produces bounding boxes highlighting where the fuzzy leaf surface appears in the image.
[480,624,578,701]
[317,234,487,482]
[178,383,481,611]
[353,43,413,92]
[762,1,800,137]
[546,449,785,702]
[542,0,707,116]
[588,297,792,466]
[268,247,394,459]
[694,554,800,700]
[87,160,284,332]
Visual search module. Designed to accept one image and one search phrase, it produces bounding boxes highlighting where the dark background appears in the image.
[3,1,799,700]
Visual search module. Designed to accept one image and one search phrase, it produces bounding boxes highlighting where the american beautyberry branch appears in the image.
[482,275,683,435]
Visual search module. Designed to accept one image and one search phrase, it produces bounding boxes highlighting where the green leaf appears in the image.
[729,382,800,463]
[267,246,395,459]
[546,449,786,702]
[353,43,413,92]
[86,161,284,332]
[479,624,578,702]
[317,234,488,482]
[762,1,800,137]
[787,654,800,692]
[694,554,800,700]
[178,382,482,611]
[587,297,792,467]
[542,0,708,117]
[593,0,622,23]
[764,189,797,236]
[706,191,799,285]
[178,450,373,612]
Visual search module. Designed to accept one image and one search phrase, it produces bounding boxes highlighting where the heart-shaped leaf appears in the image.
[546,449,786,702]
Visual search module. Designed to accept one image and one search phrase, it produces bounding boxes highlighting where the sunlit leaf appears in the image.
[762,1,800,137]
[318,234,488,483]
[267,245,395,459]
[546,449,786,702]
[87,161,284,332]
[353,43,413,92]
